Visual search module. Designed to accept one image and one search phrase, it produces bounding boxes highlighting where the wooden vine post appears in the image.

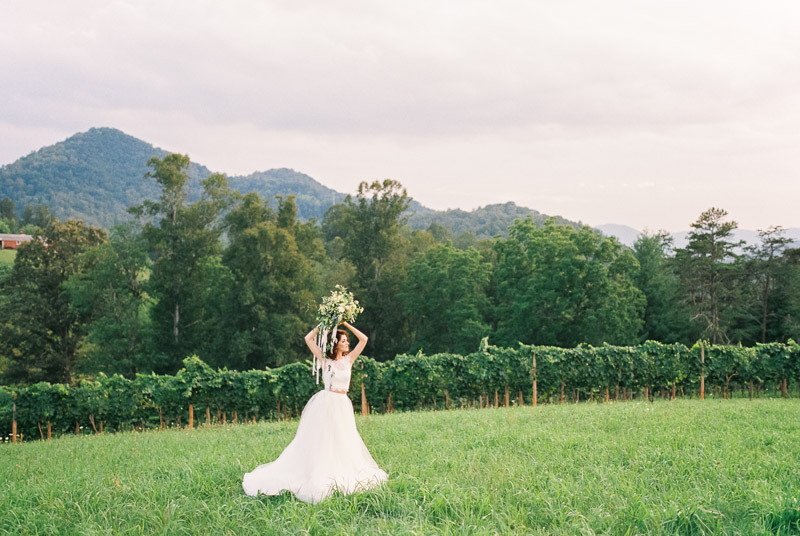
[532,352,537,407]
[361,381,368,416]
[206,407,211,426]
[188,404,194,429]
[360,362,369,416]
[11,398,17,444]
[700,344,705,400]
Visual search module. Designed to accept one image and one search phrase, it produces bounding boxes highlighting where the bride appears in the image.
[242,321,388,504]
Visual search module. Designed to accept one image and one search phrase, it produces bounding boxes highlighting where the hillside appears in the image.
[229,168,343,223]
[0,250,13,283]
[0,249,15,268]
[0,128,343,227]
[0,128,211,228]
[0,128,582,235]
[408,201,582,239]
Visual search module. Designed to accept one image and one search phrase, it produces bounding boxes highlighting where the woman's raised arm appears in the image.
[341,321,368,364]
[304,325,323,361]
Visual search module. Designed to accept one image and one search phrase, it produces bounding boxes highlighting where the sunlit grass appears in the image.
[0,249,15,268]
[2,399,799,535]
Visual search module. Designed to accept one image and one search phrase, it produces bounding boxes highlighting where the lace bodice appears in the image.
[322,357,352,392]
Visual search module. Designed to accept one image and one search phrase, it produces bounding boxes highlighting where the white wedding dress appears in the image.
[242,356,388,504]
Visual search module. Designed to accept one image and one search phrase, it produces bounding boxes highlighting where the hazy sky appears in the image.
[2,0,799,232]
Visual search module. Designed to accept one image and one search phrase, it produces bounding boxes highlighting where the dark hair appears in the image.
[325,330,350,360]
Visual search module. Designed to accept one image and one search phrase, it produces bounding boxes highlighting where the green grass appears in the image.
[2,399,800,535]
[0,249,15,268]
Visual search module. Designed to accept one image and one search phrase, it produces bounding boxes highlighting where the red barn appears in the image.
[0,234,32,249]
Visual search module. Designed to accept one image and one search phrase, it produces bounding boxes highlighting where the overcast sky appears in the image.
[2,0,799,232]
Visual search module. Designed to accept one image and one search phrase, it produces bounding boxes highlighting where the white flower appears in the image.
[314,286,362,356]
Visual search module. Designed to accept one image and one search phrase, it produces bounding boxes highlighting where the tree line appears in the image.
[1,154,799,385]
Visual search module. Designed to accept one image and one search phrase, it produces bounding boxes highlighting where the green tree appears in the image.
[765,246,800,342]
[494,217,645,347]
[675,208,742,344]
[426,222,454,243]
[323,180,413,360]
[633,230,690,343]
[453,231,481,251]
[782,248,800,341]
[21,203,55,229]
[129,154,232,372]
[206,193,321,369]
[747,226,794,343]
[64,223,152,377]
[0,198,15,221]
[401,243,491,354]
[0,219,107,384]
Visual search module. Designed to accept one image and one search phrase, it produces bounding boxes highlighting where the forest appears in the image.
[1,153,799,386]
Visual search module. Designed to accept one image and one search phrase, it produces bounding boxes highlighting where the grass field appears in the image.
[2,399,799,535]
[0,249,15,268]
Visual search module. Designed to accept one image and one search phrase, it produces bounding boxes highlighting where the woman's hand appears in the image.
[340,321,368,364]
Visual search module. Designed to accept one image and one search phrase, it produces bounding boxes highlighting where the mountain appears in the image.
[0,128,197,227]
[595,224,642,248]
[597,224,800,251]
[5,129,797,248]
[408,201,583,239]
[230,169,343,223]
[0,127,585,236]
[0,128,343,227]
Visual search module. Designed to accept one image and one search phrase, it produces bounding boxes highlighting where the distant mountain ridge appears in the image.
[0,128,344,227]
[409,201,581,239]
[11,128,792,246]
[596,224,800,250]
[0,127,581,236]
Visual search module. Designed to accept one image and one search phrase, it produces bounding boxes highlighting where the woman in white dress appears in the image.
[242,321,388,504]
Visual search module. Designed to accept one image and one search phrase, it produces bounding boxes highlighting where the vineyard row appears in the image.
[2,340,799,442]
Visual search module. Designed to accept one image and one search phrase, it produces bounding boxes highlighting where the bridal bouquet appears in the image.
[312,285,363,383]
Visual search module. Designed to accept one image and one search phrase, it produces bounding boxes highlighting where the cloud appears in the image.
[5,0,800,134]
[2,0,800,231]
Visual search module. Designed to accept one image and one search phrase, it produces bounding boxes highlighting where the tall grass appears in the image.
[2,399,799,535]
[0,249,15,268]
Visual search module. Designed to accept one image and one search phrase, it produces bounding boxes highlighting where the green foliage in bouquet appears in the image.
[314,285,363,354]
